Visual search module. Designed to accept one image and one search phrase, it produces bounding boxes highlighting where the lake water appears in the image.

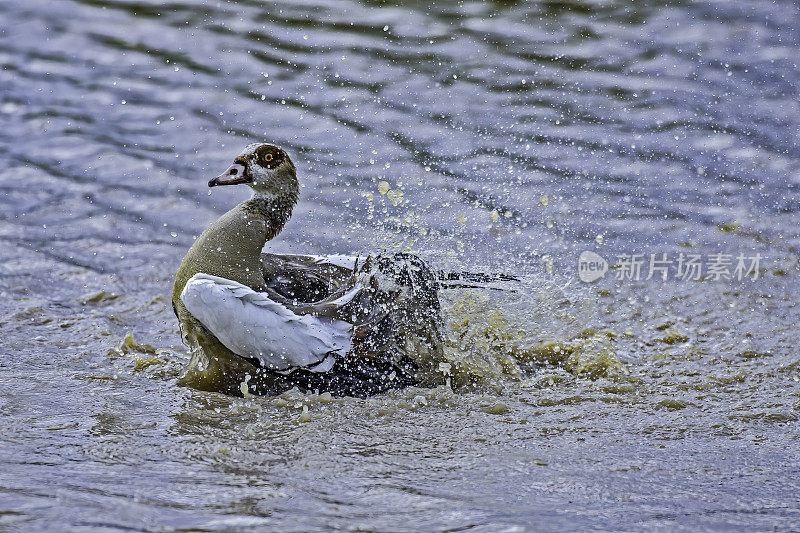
[1,0,799,530]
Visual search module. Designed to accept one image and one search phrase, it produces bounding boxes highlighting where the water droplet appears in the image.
[387,189,404,206]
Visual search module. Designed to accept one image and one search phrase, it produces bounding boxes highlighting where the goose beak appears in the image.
[209,163,248,187]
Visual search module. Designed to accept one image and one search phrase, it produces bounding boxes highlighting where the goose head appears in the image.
[209,143,298,198]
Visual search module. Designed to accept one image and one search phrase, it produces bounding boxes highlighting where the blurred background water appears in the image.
[1,0,799,530]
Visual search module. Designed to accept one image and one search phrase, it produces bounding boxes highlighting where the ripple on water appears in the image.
[1,0,800,530]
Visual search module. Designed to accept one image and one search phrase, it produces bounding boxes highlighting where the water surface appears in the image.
[1,0,799,530]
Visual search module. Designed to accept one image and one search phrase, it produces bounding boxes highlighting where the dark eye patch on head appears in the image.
[254,144,283,169]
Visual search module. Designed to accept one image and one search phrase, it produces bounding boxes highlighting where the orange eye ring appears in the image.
[264,154,273,163]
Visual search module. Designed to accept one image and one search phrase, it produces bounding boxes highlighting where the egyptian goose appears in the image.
[172,143,462,397]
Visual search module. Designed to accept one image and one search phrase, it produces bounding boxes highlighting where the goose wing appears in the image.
[260,252,519,299]
[259,253,361,303]
[180,273,352,373]
[263,252,446,362]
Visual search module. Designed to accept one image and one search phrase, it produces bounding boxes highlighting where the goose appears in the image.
[172,142,514,397]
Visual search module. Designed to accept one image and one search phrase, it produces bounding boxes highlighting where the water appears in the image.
[1,0,799,529]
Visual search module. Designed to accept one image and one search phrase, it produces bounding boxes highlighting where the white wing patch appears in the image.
[304,254,360,271]
[181,273,352,373]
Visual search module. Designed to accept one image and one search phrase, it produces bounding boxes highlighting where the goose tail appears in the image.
[435,270,520,292]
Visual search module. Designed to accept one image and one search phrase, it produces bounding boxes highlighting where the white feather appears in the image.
[181,273,352,372]
[304,254,360,271]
